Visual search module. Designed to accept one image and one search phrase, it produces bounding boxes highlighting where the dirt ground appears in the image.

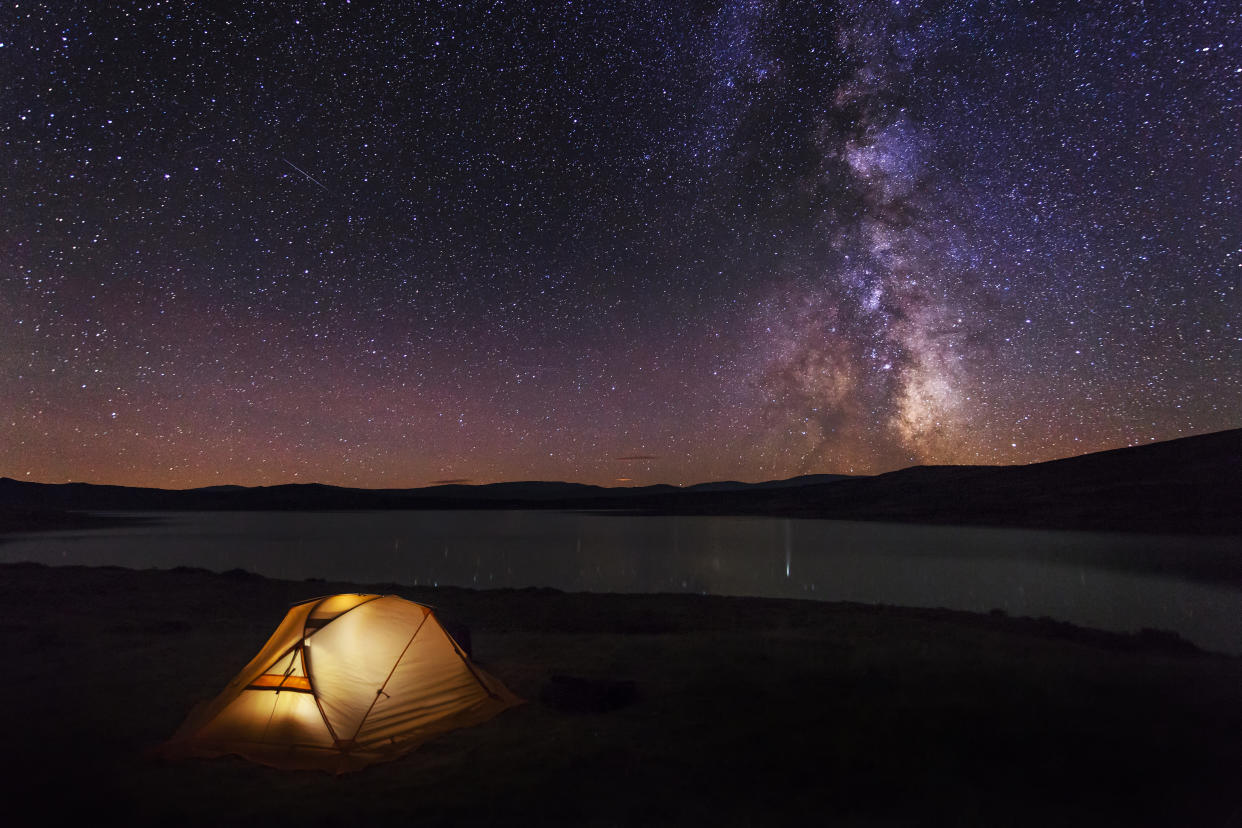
[2,562,1240,826]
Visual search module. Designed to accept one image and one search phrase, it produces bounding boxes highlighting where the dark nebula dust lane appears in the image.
[3,1,1239,487]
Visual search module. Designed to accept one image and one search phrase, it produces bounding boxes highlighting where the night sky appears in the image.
[3,0,1239,488]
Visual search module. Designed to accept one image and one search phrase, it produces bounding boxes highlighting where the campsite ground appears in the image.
[2,561,1241,826]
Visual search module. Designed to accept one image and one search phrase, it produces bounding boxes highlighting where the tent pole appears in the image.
[347,606,432,744]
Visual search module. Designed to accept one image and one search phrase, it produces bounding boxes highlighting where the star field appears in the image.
[3,0,1239,487]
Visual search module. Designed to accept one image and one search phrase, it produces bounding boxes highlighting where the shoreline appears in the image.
[0,505,155,535]
[5,500,1242,537]
[0,559,1212,656]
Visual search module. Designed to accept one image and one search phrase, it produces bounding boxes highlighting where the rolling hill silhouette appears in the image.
[2,429,1239,534]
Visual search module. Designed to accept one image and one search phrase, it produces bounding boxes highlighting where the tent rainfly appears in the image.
[161,593,521,772]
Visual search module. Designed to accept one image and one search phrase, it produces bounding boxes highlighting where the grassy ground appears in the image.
[2,562,1240,826]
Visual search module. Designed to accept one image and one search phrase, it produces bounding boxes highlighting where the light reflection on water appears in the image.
[3,510,1240,653]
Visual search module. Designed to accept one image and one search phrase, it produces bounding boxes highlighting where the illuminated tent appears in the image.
[162,594,521,772]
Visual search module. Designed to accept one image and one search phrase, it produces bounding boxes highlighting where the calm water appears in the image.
[3,510,1241,653]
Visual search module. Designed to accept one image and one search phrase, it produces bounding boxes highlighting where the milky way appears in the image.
[3,0,1239,487]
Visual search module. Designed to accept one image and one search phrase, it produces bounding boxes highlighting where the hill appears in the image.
[2,429,1240,534]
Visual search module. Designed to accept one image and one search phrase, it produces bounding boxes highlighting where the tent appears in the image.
[162,593,521,772]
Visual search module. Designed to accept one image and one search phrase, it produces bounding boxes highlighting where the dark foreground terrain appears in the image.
[2,563,1240,826]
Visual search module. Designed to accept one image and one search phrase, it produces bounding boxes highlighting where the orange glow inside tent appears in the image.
[161,594,521,772]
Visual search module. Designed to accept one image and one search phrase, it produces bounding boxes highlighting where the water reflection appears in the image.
[2,510,1240,653]
[784,519,792,578]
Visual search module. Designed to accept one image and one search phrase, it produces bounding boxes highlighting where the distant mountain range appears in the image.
[2,429,1241,535]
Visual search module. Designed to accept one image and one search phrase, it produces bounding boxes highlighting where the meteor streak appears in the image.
[282,158,330,193]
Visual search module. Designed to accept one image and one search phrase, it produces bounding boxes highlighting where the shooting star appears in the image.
[282,158,331,193]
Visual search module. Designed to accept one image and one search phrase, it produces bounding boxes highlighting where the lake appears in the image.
[3,510,1240,653]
